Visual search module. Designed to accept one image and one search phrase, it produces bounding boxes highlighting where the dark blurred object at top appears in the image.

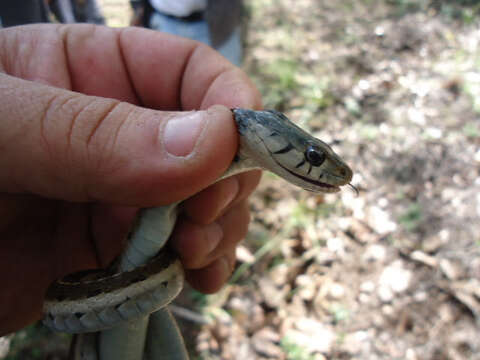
[0,0,105,27]
[130,0,244,65]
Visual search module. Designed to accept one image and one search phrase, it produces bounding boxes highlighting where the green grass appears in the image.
[280,337,316,360]
[300,80,334,112]
[387,0,424,15]
[386,0,480,22]
[229,233,281,284]
[329,304,350,324]
[354,123,380,140]
[398,202,423,231]
[462,75,480,114]
[5,324,70,360]
[266,59,298,90]
[260,58,302,109]
[463,121,480,138]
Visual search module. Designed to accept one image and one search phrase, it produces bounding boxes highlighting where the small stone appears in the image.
[296,274,317,301]
[378,285,394,302]
[381,304,395,316]
[369,206,397,234]
[422,233,446,253]
[0,336,10,358]
[236,245,255,263]
[358,293,371,303]
[406,348,418,360]
[285,319,335,354]
[413,291,428,302]
[439,259,463,280]
[229,296,265,332]
[328,283,345,299]
[251,327,283,358]
[342,330,371,354]
[379,261,412,293]
[477,193,480,217]
[270,263,290,286]
[363,244,387,262]
[475,148,480,162]
[259,278,288,308]
[360,281,375,293]
[408,107,426,125]
[327,237,345,254]
[424,127,442,139]
[410,250,437,267]
[375,25,385,36]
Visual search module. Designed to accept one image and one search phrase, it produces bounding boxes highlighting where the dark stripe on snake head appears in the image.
[75,312,84,319]
[295,159,305,168]
[273,143,294,154]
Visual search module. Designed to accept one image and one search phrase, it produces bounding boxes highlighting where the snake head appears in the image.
[232,108,353,193]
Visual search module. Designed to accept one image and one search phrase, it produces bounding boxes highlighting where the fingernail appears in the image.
[218,177,239,213]
[205,222,223,254]
[163,111,207,157]
[219,256,232,277]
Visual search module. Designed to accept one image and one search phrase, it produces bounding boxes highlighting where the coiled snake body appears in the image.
[43,108,353,334]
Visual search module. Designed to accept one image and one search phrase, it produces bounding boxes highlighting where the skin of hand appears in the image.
[0,24,262,335]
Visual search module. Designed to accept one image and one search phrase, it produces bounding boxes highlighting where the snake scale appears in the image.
[42,108,353,334]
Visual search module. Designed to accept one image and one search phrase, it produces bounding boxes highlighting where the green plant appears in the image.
[229,232,281,284]
[280,337,316,360]
[463,121,480,138]
[266,59,299,90]
[387,0,424,15]
[5,324,70,360]
[189,289,209,309]
[301,81,334,111]
[329,304,350,324]
[399,202,423,231]
[344,97,362,118]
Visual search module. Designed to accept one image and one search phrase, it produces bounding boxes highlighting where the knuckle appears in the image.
[40,91,127,199]
[222,201,250,245]
[236,170,262,202]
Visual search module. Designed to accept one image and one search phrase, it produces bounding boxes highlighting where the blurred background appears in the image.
[1,0,480,359]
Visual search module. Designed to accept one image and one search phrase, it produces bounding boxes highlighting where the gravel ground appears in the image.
[184,1,480,359]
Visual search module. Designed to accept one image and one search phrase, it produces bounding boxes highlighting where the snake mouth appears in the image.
[275,161,340,192]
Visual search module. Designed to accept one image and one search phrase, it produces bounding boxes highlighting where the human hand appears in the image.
[0,24,261,335]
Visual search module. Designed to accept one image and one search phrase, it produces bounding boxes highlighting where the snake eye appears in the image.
[305,146,326,167]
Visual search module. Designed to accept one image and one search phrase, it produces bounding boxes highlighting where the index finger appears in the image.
[60,24,261,110]
[1,24,261,110]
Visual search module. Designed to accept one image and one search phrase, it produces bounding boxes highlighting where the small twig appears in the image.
[169,305,212,325]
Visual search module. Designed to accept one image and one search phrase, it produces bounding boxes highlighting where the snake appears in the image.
[42,108,353,334]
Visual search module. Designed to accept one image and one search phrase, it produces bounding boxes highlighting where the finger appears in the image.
[183,177,240,226]
[0,24,139,103]
[183,170,262,225]
[232,170,263,204]
[185,248,236,294]
[118,26,262,110]
[0,24,260,110]
[207,199,251,259]
[0,76,236,205]
[172,199,250,270]
[169,219,223,268]
[90,204,138,266]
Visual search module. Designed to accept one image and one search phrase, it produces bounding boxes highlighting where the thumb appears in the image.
[0,74,238,206]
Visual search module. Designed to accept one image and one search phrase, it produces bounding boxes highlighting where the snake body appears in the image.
[43,108,353,334]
